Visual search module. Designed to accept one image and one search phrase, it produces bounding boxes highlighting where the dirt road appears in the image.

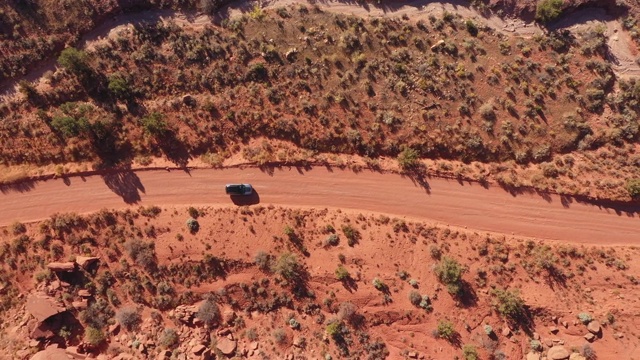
[1,167,638,245]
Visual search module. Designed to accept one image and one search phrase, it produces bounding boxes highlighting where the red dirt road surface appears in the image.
[1,167,638,245]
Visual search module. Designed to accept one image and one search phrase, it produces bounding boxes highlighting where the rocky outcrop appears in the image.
[26,293,65,323]
[75,256,99,270]
[30,345,68,360]
[587,320,601,334]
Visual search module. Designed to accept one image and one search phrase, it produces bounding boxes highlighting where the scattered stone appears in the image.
[550,326,559,334]
[562,321,569,328]
[587,320,601,335]
[46,262,76,272]
[584,333,596,342]
[431,39,445,50]
[552,316,558,322]
[526,352,541,360]
[614,332,624,339]
[408,351,418,359]
[285,48,298,62]
[547,346,570,360]
[29,339,41,347]
[109,323,120,336]
[65,346,86,359]
[502,327,511,337]
[72,300,88,311]
[223,310,237,325]
[77,290,91,298]
[569,354,587,360]
[293,337,304,348]
[250,341,259,350]
[156,350,171,360]
[544,339,554,347]
[192,345,206,355]
[216,337,237,356]
[533,332,540,340]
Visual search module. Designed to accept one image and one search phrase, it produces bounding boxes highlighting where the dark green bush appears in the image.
[536,0,564,23]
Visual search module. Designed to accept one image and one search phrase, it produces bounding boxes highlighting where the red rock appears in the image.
[216,337,237,355]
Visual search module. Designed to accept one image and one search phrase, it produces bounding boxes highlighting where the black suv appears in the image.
[225,184,253,195]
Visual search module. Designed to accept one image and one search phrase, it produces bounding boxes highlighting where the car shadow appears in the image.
[230,189,260,206]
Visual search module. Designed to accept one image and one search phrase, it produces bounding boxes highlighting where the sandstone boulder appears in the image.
[548,346,570,360]
[587,320,601,335]
[526,352,541,360]
[570,354,586,360]
[47,262,76,272]
[75,256,99,269]
[216,337,237,355]
[584,332,595,341]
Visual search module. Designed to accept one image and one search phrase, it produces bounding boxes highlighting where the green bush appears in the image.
[51,115,90,139]
[273,328,287,344]
[578,312,593,324]
[108,75,130,99]
[273,252,304,282]
[341,224,360,246]
[434,257,465,296]
[436,320,457,341]
[140,112,167,137]
[536,0,564,23]
[335,265,350,280]
[462,344,479,360]
[372,278,386,291]
[397,147,419,170]
[186,218,199,233]
[324,234,340,247]
[626,179,640,198]
[325,320,343,340]
[84,326,106,346]
[492,288,525,321]
[58,47,89,75]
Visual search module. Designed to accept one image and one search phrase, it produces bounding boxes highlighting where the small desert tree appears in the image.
[273,252,303,282]
[434,257,466,296]
[626,178,640,199]
[58,47,89,75]
[536,0,564,23]
[158,328,180,349]
[84,326,106,347]
[492,288,525,321]
[196,297,221,327]
[115,306,141,331]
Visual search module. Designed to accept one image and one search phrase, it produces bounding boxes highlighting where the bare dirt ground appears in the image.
[1,167,638,245]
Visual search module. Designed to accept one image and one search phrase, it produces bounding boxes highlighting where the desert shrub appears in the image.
[338,302,358,323]
[626,179,640,198]
[491,288,525,321]
[325,320,344,340]
[419,295,433,311]
[397,147,419,170]
[187,207,200,219]
[434,257,465,296]
[84,327,105,346]
[409,279,419,288]
[58,47,89,75]
[255,251,272,271]
[115,306,141,331]
[536,0,564,23]
[246,328,258,341]
[81,298,114,329]
[577,312,593,324]
[10,222,26,235]
[158,328,179,348]
[140,112,167,137]
[341,224,360,246]
[462,344,479,360]
[123,239,156,271]
[335,265,350,280]
[372,278,386,291]
[436,320,457,341]
[530,339,543,351]
[430,245,442,259]
[324,234,340,247]
[479,102,496,121]
[273,328,287,344]
[140,206,161,217]
[465,20,478,36]
[409,290,422,306]
[197,298,221,326]
[273,252,304,282]
[51,114,90,139]
[484,324,493,335]
[582,344,597,360]
[186,218,199,233]
[108,75,130,99]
